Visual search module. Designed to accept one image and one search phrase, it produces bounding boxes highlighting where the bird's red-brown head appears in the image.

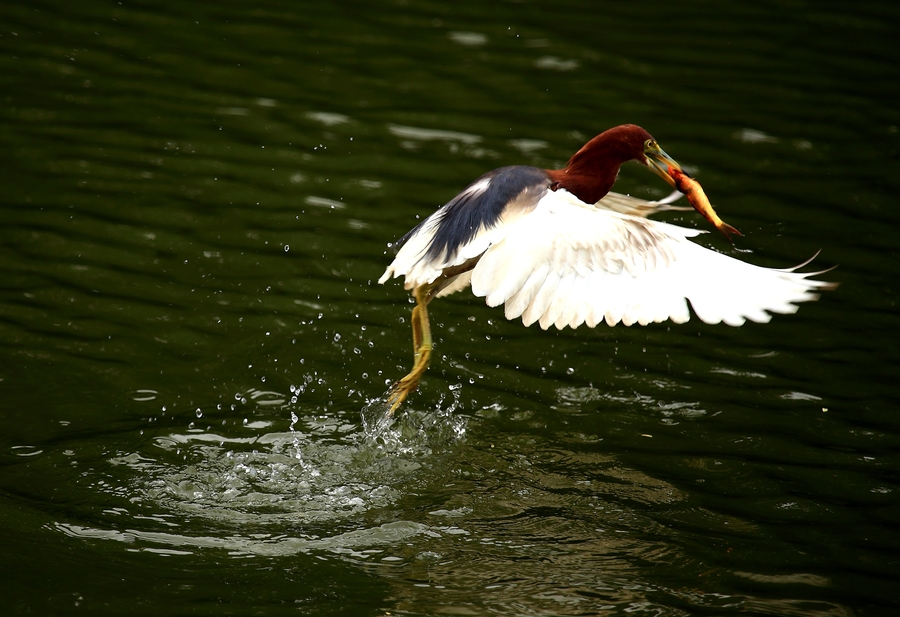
[547,124,684,204]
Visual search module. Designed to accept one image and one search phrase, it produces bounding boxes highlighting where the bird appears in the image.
[378,124,834,415]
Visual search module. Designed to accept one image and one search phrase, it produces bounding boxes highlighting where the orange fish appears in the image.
[669,166,741,241]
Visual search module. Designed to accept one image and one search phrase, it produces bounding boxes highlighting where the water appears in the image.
[2,1,899,615]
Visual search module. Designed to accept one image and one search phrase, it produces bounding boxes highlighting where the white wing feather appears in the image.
[378,178,533,290]
[382,189,831,329]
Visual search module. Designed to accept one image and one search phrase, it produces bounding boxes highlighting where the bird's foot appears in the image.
[384,373,421,417]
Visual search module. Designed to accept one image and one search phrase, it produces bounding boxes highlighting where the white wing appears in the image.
[596,189,692,217]
[378,176,536,290]
[467,190,831,329]
[377,187,654,292]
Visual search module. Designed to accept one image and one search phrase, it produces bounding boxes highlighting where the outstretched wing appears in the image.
[468,190,833,329]
[379,166,550,289]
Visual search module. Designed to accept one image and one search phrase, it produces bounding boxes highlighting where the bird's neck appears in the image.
[547,127,646,204]
[547,159,621,205]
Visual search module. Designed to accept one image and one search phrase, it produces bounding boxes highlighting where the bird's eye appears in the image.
[644,139,656,151]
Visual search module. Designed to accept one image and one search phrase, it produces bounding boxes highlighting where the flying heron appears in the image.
[378,124,834,415]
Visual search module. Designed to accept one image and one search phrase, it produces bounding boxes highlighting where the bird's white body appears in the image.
[380,188,830,330]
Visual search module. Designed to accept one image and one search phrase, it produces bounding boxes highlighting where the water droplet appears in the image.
[195,408,203,418]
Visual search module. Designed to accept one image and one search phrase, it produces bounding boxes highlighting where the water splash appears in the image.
[360,395,395,436]
[100,383,467,532]
[361,383,467,449]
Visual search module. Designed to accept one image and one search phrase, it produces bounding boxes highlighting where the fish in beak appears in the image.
[643,140,741,241]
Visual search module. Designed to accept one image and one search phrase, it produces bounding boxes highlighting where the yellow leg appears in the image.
[385,284,434,415]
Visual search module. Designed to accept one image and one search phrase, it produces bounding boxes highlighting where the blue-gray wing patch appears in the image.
[397,165,550,263]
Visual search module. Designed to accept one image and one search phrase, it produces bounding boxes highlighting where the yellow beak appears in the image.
[643,142,685,188]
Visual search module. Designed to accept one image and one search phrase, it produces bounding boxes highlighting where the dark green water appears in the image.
[2,1,899,615]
